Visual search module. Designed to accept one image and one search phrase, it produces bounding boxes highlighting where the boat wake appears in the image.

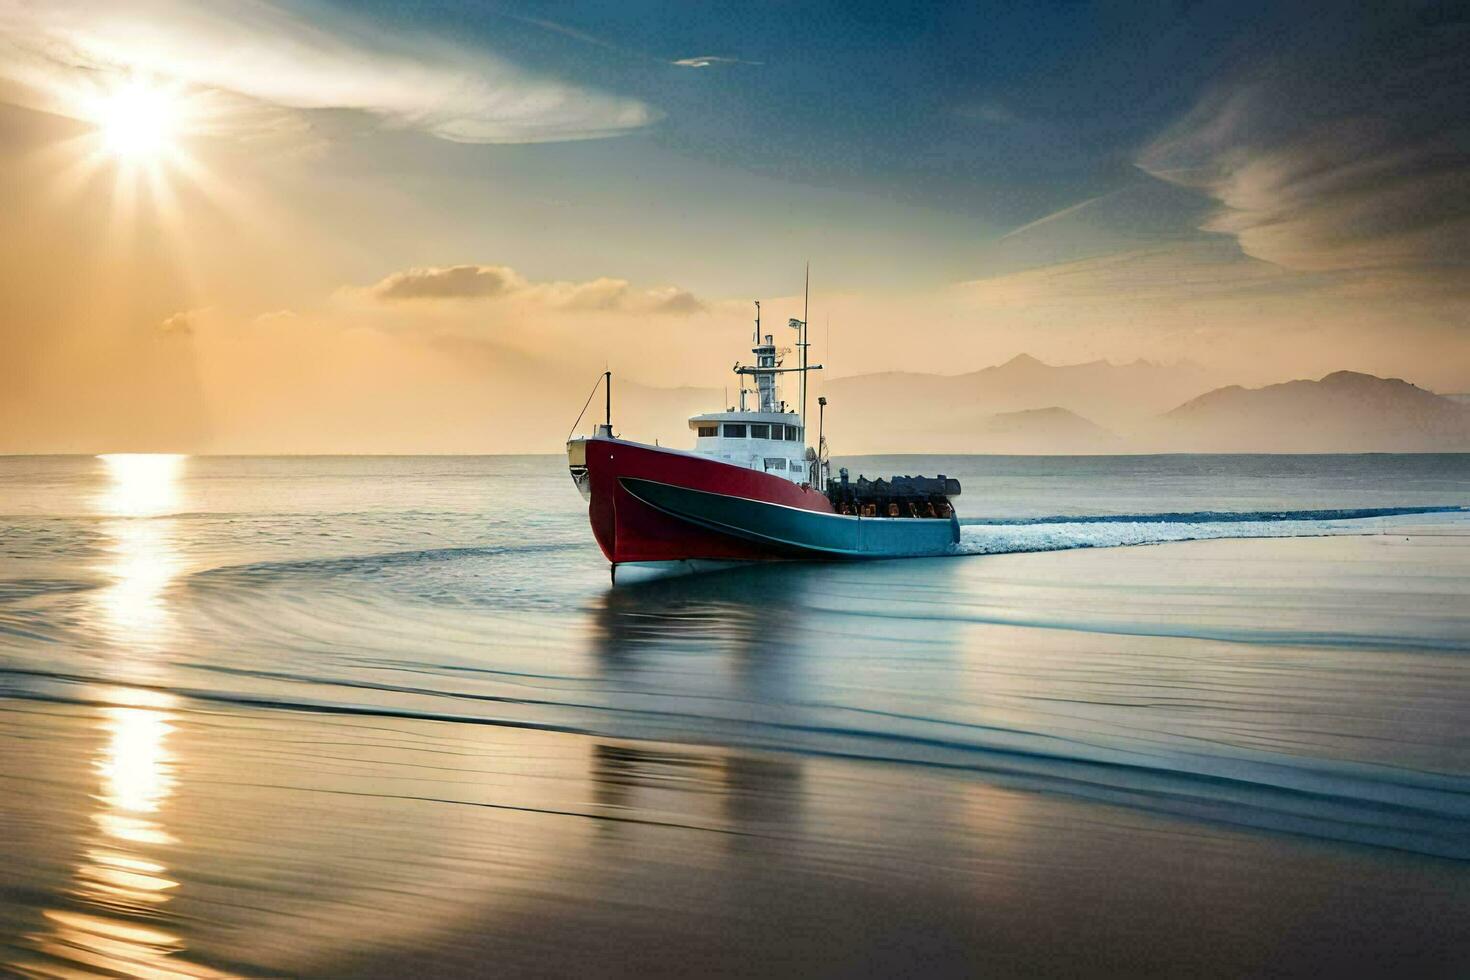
[954,505,1467,556]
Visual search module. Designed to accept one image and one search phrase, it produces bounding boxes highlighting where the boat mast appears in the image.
[782,266,824,484]
[741,302,762,411]
[800,263,809,445]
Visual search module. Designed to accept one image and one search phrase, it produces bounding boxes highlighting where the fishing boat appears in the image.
[567,290,960,579]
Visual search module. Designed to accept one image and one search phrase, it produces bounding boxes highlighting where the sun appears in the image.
[95,80,184,161]
[43,71,242,275]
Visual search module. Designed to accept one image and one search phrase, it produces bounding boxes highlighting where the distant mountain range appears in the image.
[825,353,1219,426]
[806,358,1470,454]
[817,353,1218,452]
[1152,371,1470,452]
[972,407,1123,453]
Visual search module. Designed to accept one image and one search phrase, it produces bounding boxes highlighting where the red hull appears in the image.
[584,437,833,564]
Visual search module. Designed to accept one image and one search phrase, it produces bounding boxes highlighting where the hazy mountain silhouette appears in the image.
[1154,372,1470,452]
[824,354,1218,425]
[972,407,1122,453]
[817,354,1217,453]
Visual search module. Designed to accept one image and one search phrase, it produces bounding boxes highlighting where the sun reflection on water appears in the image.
[93,454,187,652]
[18,688,225,978]
[10,456,224,976]
[98,454,185,518]
[94,699,177,843]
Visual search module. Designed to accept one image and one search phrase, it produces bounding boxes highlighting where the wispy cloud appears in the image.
[999,194,1109,241]
[0,0,658,143]
[370,265,522,302]
[958,240,1291,309]
[157,309,204,336]
[493,11,760,72]
[1137,6,1469,284]
[671,56,760,68]
[357,264,705,315]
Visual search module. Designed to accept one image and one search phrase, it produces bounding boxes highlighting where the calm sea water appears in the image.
[2,454,1468,976]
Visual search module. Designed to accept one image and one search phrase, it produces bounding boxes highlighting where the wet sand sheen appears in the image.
[2,697,1468,977]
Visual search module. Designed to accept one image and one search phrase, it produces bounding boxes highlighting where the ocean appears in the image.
[2,453,1468,976]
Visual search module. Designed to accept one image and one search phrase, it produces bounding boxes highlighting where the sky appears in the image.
[1,0,1467,452]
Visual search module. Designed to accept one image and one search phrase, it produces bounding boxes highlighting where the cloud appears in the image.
[370,265,523,301]
[252,309,300,327]
[359,264,706,315]
[157,310,198,335]
[0,0,658,143]
[540,278,705,314]
[161,307,305,338]
[957,240,1291,309]
[999,194,1108,241]
[671,56,760,68]
[638,286,705,315]
[1137,5,1469,282]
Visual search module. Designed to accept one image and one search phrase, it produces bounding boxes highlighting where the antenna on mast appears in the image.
[753,300,761,344]
[801,263,810,446]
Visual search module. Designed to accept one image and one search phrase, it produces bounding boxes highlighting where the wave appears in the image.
[0,578,99,604]
[819,602,1470,653]
[962,505,1466,526]
[4,664,1467,860]
[954,506,1467,556]
[189,540,582,584]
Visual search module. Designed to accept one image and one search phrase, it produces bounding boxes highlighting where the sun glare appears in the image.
[44,73,245,299]
[98,454,185,517]
[95,81,183,161]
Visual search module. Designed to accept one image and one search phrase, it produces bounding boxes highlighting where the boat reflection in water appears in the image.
[591,563,814,673]
[590,742,803,845]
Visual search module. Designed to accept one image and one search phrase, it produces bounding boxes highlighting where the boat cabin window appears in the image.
[763,457,787,470]
[722,423,747,438]
[785,426,800,441]
[751,424,770,439]
[697,426,717,437]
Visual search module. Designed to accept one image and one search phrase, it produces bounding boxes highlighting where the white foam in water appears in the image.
[954,507,1470,556]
